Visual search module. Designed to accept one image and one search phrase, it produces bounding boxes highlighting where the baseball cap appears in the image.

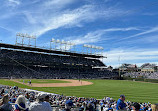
[37,93,46,99]
[120,95,125,98]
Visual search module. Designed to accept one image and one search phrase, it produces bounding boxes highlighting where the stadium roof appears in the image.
[0,43,104,58]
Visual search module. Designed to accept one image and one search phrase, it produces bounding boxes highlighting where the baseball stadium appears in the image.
[0,35,158,111]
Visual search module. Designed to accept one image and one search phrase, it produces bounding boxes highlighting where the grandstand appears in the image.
[0,42,118,79]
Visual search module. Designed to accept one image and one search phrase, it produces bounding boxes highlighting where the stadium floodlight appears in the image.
[92,45,95,48]
[97,47,100,49]
[28,34,31,38]
[67,41,70,45]
[51,38,55,42]
[30,35,34,39]
[34,35,37,39]
[100,47,103,50]
[22,33,25,37]
[19,33,22,37]
[61,40,65,44]
[87,45,91,48]
[64,41,68,51]
[71,43,75,46]
[15,32,37,47]
[18,32,21,36]
[21,33,24,37]
[17,32,20,37]
[56,39,60,43]
[16,32,20,36]
[69,42,72,45]
[24,33,26,37]
[25,33,29,38]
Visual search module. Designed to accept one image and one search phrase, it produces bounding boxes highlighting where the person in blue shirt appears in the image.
[65,98,73,111]
[116,95,126,110]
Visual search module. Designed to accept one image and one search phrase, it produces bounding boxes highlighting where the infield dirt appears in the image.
[12,79,93,87]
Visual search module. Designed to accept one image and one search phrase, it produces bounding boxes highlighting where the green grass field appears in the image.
[18,79,70,83]
[0,79,158,103]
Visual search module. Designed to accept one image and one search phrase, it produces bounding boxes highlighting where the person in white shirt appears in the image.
[29,93,52,111]
[13,95,29,111]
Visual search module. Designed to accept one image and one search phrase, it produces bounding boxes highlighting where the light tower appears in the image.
[50,38,55,50]
[15,33,36,47]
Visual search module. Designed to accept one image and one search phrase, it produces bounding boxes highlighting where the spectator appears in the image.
[0,85,154,111]
[131,102,140,111]
[13,95,29,111]
[0,94,13,111]
[65,97,73,111]
[44,95,49,102]
[116,95,126,111]
[151,103,158,111]
[29,93,52,111]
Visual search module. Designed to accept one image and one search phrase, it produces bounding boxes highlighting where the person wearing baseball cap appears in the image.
[131,102,140,111]
[116,95,126,111]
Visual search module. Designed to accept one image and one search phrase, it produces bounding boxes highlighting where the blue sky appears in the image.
[0,0,158,67]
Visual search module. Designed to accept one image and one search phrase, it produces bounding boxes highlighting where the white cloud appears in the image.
[20,5,93,35]
[103,48,158,68]
[1,0,131,37]
[7,0,20,6]
[20,2,128,36]
[23,12,37,24]
[0,25,15,34]
[41,27,140,50]
[143,12,158,16]
[43,0,74,9]
[36,27,140,51]
[65,27,141,45]
[118,26,158,41]
[69,30,106,45]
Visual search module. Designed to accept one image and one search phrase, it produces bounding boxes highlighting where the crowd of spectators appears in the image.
[0,49,105,67]
[124,72,158,79]
[0,49,118,79]
[0,64,118,79]
[0,85,158,111]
